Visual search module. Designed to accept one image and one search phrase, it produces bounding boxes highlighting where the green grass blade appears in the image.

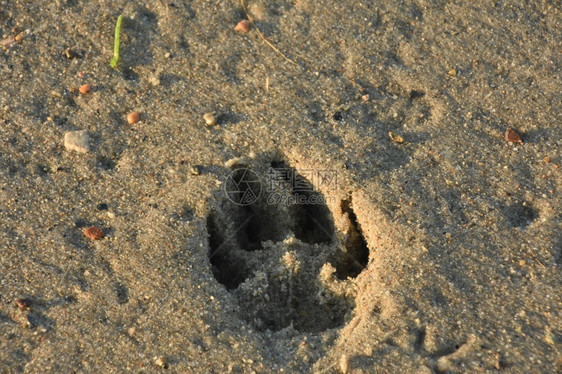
[110,14,123,68]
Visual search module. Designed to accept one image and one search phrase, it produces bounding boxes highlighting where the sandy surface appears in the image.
[0,0,560,372]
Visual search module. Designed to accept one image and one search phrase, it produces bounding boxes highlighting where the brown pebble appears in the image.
[544,156,551,163]
[505,128,523,144]
[15,298,30,310]
[127,111,141,124]
[234,20,251,33]
[84,226,105,240]
[79,84,91,95]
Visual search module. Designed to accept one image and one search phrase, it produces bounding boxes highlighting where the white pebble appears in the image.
[203,112,216,126]
[154,356,166,368]
[64,130,90,153]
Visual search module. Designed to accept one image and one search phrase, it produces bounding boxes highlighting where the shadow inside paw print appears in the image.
[207,160,369,332]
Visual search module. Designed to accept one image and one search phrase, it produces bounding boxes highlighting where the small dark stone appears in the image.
[96,203,108,211]
[74,219,87,228]
[333,111,343,121]
[409,90,425,99]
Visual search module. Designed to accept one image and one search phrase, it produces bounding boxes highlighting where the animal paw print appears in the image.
[207,160,369,332]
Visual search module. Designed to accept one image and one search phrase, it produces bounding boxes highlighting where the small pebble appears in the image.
[127,111,141,124]
[96,203,108,211]
[203,112,216,126]
[79,84,91,94]
[235,20,251,33]
[83,226,105,240]
[389,131,404,144]
[15,298,30,310]
[64,130,91,153]
[154,356,167,368]
[189,165,201,175]
[75,219,87,228]
[448,68,457,76]
[148,74,160,87]
[544,156,551,163]
[505,127,523,144]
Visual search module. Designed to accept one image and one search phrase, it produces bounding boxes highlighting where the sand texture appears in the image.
[0,1,560,372]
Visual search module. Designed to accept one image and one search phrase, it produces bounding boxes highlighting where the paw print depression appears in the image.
[206,158,369,332]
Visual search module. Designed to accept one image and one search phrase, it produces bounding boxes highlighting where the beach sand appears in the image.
[0,1,560,372]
